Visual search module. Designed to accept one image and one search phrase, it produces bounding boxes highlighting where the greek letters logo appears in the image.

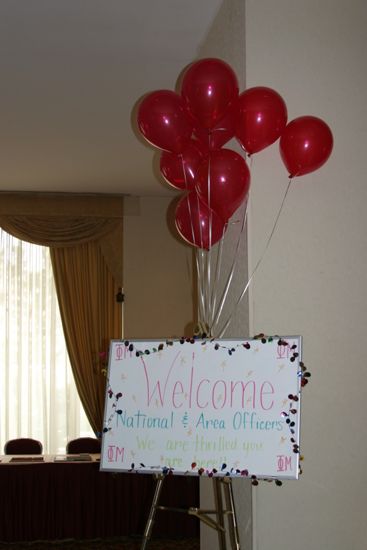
[277,455,292,472]
[115,344,124,361]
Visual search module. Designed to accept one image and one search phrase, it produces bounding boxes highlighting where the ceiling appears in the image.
[0,0,225,197]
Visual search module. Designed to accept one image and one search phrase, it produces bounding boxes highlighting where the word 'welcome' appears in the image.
[141,352,275,411]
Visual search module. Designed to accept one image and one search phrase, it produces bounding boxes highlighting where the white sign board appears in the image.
[100,336,302,480]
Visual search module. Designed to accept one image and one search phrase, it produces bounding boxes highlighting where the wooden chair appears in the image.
[66,437,101,454]
[4,438,43,455]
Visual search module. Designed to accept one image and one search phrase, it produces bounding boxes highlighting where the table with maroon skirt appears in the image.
[0,455,199,542]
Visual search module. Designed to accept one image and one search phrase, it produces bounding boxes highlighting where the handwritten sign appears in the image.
[100,337,302,480]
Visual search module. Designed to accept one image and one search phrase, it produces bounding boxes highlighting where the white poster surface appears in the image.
[100,336,302,480]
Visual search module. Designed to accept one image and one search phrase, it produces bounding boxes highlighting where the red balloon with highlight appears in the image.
[236,86,287,154]
[279,116,333,177]
[193,100,239,151]
[137,90,194,153]
[160,140,206,190]
[174,191,226,250]
[196,148,251,222]
[181,58,239,129]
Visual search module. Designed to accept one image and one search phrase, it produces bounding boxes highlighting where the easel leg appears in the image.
[140,474,165,550]
[213,477,227,550]
[142,475,242,550]
[222,478,241,550]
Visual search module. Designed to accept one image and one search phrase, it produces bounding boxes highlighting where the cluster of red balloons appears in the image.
[137,58,333,250]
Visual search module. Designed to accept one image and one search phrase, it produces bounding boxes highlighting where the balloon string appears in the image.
[215,177,293,338]
[209,200,248,335]
[208,228,225,330]
[206,152,212,330]
[196,209,207,325]
[181,154,206,325]
[197,249,207,326]
[195,249,204,326]
[181,153,205,252]
[181,153,196,249]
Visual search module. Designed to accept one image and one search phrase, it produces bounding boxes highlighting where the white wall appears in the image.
[246,1,367,549]
[123,196,195,339]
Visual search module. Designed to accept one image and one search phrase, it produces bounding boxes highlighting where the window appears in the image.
[0,229,94,454]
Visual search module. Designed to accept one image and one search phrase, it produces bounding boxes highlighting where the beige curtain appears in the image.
[0,193,123,434]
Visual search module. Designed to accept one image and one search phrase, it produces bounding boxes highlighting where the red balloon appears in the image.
[236,87,287,154]
[279,116,333,177]
[181,58,239,129]
[193,100,239,150]
[175,191,226,250]
[137,90,194,153]
[196,148,250,222]
[160,140,206,190]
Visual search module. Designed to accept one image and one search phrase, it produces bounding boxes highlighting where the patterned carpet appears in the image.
[0,537,200,550]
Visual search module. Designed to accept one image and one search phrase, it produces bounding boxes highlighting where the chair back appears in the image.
[4,438,43,455]
[66,437,101,454]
